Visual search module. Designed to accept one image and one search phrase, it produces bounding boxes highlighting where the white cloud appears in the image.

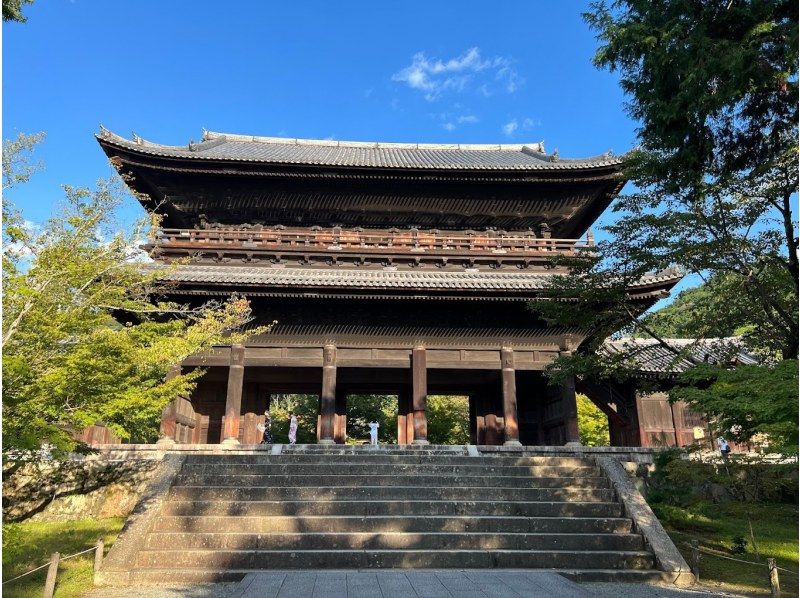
[502,116,539,137]
[502,120,519,137]
[435,110,479,132]
[392,47,523,101]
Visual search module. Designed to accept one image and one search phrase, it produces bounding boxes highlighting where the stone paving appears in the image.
[84,570,746,597]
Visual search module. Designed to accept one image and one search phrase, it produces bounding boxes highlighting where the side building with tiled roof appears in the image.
[96,128,683,447]
[580,338,758,449]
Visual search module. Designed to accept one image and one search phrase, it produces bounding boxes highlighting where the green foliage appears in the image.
[345,394,398,444]
[576,393,610,446]
[648,448,798,506]
[672,360,799,455]
[653,501,798,596]
[2,134,259,455]
[577,0,799,360]
[268,394,320,444]
[730,535,748,555]
[426,395,470,445]
[2,517,124,598]
[2,0,33,23]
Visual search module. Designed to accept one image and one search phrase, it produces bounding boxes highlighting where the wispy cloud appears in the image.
[502,120,519,137]
[502,116,539,137]
[392,47,523,101]
[435,109,479,132]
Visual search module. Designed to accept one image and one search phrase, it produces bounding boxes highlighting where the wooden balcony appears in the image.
[152,226,594,260]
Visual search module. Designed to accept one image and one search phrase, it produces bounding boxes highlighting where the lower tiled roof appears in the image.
[158,265,553,291]
[155,264,682,295]
[602,337,759,373]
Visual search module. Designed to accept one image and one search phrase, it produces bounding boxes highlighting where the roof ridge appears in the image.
[203,130,546,153]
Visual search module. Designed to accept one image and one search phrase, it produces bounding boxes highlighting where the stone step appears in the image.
[161,499,625,518]
[143,531,645,551]
[178,463,602,477]
[135,549,655,570]
[186,452,594,467]
[171,473,610,489]
[167,485,617,502]
[127,567,669,585]
[152,514,634,534]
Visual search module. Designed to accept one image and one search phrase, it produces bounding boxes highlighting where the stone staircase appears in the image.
[124,445,672,584]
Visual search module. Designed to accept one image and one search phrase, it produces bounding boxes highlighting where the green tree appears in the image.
[3,0,33,22]
[536,1,797,455]
[577,393,610,446]
[577,0,798,359]
[346,394,397,444]
[426,395,470,445]
[268,394,320,444]
[672,360,798,455]
[2,134,259,455]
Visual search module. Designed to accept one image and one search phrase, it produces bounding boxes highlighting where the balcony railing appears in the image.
[153,227,594,257]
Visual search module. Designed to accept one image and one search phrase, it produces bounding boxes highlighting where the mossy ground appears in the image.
[653,501,798,596]
[2,517,124,598]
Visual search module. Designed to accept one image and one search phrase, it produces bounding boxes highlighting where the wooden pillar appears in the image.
[560,353,581,445]
[501,347,522,446]
[319,344,336,444]
[397,390,409,445]
[468,394,477,444]
[405,390,415,444]
[334,387,347,444]
[411,346,428,444]
[157,364,181,445]
[222,344,245,445]
[485,411,499,445]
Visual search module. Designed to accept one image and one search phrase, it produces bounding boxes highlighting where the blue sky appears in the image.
[2,0,693,300]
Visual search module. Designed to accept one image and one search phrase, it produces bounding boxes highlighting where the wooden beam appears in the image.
[501,347,522,446]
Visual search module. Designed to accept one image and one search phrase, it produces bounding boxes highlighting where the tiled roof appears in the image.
[158,265,554,291]
[97,128,624,171]
[602,337,759,374]
[155,265,682,294]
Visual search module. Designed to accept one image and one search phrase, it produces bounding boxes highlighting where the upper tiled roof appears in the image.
[97,128,624,171]
[154,264,682,295]
[602,337,759,374]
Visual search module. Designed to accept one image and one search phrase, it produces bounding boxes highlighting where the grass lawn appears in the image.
[2,518,125,598]
[652,501,799,596]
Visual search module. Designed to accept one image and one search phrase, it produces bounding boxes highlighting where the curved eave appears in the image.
[96,130,627,177]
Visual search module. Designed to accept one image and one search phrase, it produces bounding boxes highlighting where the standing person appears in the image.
[717,437,731,459]
[259,411,272,445]
[368,421,379,446]
[288,412,298,445]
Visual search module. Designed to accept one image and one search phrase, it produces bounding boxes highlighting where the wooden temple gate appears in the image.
[94,128,684,447]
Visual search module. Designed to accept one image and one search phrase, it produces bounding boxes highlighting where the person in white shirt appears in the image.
[368,421,379,446]
[717,437,731,457]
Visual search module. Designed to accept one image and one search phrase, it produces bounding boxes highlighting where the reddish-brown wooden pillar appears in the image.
[334,387,347,444]
[411,346,428,444]
[222,344,245,445]
[405,390,414,443]
[319,344,336,444]
[157,364,181,445]
[561,372,581,445]
[501,347,522,446]
[468,394,477,444]
[397,390,409,445]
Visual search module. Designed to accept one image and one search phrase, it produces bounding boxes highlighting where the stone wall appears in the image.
[2,458,159,522]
